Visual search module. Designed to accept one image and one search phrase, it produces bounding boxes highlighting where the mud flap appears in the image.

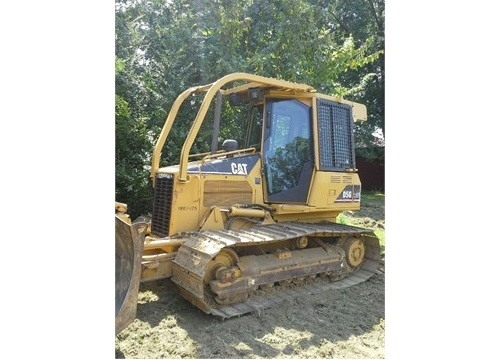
[115,216,147,335]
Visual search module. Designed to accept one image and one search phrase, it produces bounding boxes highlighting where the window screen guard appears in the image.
[317,99,356,171]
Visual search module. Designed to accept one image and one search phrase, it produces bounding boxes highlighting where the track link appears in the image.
[171,221,381,318]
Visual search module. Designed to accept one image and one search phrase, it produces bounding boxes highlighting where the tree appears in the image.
[115,0,385,217]
[315,0,385,148]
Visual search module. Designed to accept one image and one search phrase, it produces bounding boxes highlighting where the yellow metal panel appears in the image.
[306,171,361,210]
[168,175,201,234]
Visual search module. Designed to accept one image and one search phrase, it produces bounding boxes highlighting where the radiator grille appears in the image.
[151,173,173,237]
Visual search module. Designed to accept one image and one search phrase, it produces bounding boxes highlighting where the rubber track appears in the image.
[172,221,381,319]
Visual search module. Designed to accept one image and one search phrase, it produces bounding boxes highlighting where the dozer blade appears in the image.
[115,216,147,335]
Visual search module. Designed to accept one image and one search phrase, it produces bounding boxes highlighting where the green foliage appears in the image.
[115,0,385,217]
[115,94,154,219]
[316,0,385,142]
[356,145,385,161]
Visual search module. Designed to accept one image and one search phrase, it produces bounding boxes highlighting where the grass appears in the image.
[360,191,385,204]
[337,191,385,256]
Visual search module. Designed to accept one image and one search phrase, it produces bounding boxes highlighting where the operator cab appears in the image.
[222,80,357,207]
[260,96,358,205]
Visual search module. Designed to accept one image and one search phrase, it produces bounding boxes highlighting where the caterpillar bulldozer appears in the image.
[115,72,381,335]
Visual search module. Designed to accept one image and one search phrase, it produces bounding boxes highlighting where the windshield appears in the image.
[262,99,313,202]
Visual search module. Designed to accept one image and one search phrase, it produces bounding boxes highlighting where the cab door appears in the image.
[262,98,314,203]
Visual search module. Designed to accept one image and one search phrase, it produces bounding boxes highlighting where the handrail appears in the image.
[177,73,314,182]
[150,85,212,186]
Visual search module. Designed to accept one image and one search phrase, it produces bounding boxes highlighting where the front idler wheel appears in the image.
[344,238,365,268]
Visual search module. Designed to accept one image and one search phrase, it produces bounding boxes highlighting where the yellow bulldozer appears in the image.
[115,72,381,335]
